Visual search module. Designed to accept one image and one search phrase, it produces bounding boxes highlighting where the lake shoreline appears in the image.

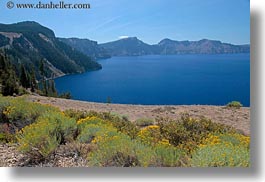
[27,95,250,135]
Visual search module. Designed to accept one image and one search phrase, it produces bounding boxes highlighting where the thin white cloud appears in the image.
[89,15,123,32]
[118,35,129,39]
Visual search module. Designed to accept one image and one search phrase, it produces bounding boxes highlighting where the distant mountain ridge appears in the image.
[100,37,157,56]
[0,21,250,78]
[99,37,250,56]
[157,38,250,54]
[0,21,102,79]
[59,38,111,60]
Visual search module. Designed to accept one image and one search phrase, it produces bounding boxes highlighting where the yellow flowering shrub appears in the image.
[77,116,104,125]
[106,114,139,139]
[135,125,185,166]
[1,96,251,167]
[77,120,156,167]
[157,114,238,154]
[200,134,221,146]
[191,142,250,167]
[218,133,250,148]
[77,123,117,144]
[83,122,185,167]
[2,106,15,116]
[88,132,157,167]
[63,109,89,121]
[137,125,164,146]
[0,123,17,143]
[69,111,140,139]
[0,96,12,120]
[158,138,171,146]
[0,96,59,130]
[177,140,199,154]
[191,133,250,167]
[199,133,250,148]
[16,111,77,158]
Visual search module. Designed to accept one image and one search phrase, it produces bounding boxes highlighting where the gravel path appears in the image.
[27,95,250,135]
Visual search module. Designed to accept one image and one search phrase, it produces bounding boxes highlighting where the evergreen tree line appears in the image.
[0,53,70,98]
[38,59,57,97]
[0,54,19,96]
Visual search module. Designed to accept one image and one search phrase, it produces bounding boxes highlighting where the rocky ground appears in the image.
[0,143,89,167]
[27,95,250,135]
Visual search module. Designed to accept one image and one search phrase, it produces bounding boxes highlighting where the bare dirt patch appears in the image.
[27,95,250,135]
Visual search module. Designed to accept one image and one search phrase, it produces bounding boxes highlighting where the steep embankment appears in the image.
[0,21,102,79]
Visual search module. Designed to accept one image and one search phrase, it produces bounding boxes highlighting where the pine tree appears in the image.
[0,54,19,96]
[50,79,57,96]
[30,66,37,92]
[43,80,48,96]
[0,55,7,70]
[46,79,57,97]
[2,73,19,96]
[39,59,45,77]
[39,59,47,95]
[20,64,30,88]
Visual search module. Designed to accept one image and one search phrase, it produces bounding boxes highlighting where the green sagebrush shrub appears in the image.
[76,116,150,167]
[190,133,250,167]
[157,114,237,154]
[102,113,139,139]
[153,144,185,167]
[0,96,58,130]
[78,119,184,167]
[135,118,154,127]
[76,116,148,167]
[16,111,77,159]
[0,123,17,143]
[88,130,184,167]
[63,109,89,121]
[88,131,156,167]
[77,117,116,144]
[74,111,139,139]
[226,101,243,109]
[191,143,250,167]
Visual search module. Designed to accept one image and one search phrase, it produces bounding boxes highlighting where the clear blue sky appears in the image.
[0,0,250,44]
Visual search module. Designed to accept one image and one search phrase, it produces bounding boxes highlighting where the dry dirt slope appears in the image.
[27,95,250,135]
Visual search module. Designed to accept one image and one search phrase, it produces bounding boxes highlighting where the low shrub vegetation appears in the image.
[154,144,185,167]
[88,132,156,167]
[226,101,243,109]
[16,112,77,159]
[191,133,250,167]
[0,96,250,167]
[157,114,237,154]
[0,96,58,131]
[135,118,154,127]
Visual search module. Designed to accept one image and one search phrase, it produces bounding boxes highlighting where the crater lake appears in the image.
[55,53,250,106]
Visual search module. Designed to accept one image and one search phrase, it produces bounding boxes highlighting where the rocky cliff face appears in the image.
[0,21,101,79]
[59,38,110,60]
[99,37,249,56]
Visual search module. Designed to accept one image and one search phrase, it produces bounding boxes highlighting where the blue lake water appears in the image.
[55,54,250,106]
